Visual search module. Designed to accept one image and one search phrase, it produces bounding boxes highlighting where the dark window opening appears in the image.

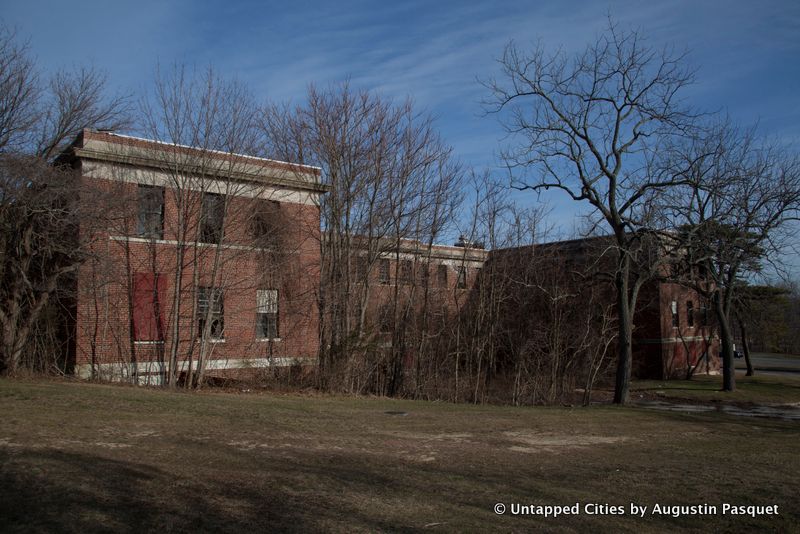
[354,256,368,281]
[252,200,281,247]
[400,260,413,284]
[437,264,448,288]
[379,258,390,285]
[456,266,467,289]
[137,185,164,239]
[687,301,695,327]
[201,193,225,243]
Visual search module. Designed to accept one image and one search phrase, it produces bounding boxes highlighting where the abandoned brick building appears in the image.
[65,130,324,384]
[63,130,718,385]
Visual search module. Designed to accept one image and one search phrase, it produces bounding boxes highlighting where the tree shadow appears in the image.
[0,448,311,533]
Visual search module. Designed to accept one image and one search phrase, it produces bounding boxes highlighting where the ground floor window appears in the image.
[256,289,279,339]
[197,286,224,339]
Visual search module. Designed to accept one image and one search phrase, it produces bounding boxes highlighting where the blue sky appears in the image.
[3,0,800,262]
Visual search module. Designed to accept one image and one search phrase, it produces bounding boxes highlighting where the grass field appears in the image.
[631,373,800,405]
[1,378,798,533]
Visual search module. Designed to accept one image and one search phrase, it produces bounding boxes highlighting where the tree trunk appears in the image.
[737,314,754,377]
[714,291,736,391]
[613,260,633,405]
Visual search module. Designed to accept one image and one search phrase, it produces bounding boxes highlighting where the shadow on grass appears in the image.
[0,445,474,533]
[0,448,315,533]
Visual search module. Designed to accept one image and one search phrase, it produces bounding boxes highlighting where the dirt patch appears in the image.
[503,431,626,453]
[377,431,474,443]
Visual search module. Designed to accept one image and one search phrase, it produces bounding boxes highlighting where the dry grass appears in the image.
[1,377,798,532]
[631,373,800,406]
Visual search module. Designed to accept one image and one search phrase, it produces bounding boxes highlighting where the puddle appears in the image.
[636,400,800,421]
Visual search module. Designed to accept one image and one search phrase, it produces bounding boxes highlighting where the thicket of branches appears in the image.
[0,26,128,375]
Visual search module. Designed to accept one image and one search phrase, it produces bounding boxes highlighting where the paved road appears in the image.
[735,352,800,375]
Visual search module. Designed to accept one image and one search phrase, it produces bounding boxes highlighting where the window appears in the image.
[132,273,165,341]
[420,263,430,287]
[437,264,448,287]
[670,300,679,328]
[354,256,368,281]
[137,185,164,239]
[686,301,695,327]
[201,193,225,243]
[701,304,710,327]
[456,266,467,289]
[379,258,390,285]
[252,200,281,247]
[197,286,224,339]
[400,260,413,284]
[256,289,279,339]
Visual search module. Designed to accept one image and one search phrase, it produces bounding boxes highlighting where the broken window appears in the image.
[200,193,225,243]
[256,289,279,339]
[197,286,224,339]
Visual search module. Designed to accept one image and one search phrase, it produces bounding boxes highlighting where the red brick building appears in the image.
[488,236,719,380]
[65,130,325,384]
[63,131,716,386]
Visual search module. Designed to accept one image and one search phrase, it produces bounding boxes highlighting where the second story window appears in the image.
[201,193,225,243]
[437,264,448,287]
[354,256,368,281]
[252,200,281,248]
[671,300,679,328]
[379,258,390,285]
[400,260,413,284]
[456,266,467,289]
[137,185,164,239]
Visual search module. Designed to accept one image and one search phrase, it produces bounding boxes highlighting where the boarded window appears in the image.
[197,286,224,339]
[137,185,164,239]
[132,273,165,341]
[256,289,279,339]
[201,193,225,243]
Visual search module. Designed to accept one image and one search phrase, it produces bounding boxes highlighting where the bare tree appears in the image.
[484,21,700,404]
[667,123,800,391]
[0,25,128,375]
[261,83,463,394]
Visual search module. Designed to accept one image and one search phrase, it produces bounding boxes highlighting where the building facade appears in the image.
[64,130,717,386]
[66,130,325,384]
